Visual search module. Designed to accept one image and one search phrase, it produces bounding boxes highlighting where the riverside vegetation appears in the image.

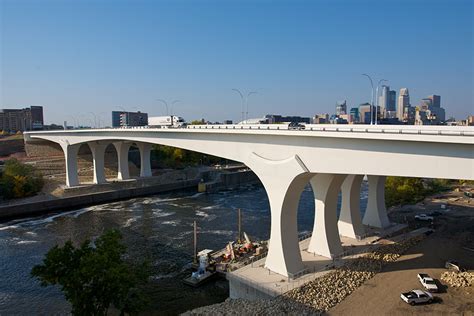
[31,230,150,316]
[385,177,455,207]
[0,158,44,200]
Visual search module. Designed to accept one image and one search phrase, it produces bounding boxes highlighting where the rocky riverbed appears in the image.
[183,235,426,315]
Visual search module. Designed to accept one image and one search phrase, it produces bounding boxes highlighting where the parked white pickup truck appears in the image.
[414,214,434,221]
[400,290,434,305]
[417,273,439,292]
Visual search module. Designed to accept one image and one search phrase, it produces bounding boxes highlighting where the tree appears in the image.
[31,230,150,315]
[385,177,425,207]
[0,158,43,199]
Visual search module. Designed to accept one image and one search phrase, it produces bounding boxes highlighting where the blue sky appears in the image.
[1,0,472,125]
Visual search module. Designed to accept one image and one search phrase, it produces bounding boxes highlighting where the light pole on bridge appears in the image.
[232,89,258,123]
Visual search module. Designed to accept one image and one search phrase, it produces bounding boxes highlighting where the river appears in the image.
[0,182,368,314]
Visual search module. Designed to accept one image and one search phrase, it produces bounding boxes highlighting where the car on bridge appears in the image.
[400,289,434,305]
[417,273,439,292]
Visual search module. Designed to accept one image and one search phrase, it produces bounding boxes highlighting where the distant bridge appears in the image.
[24,124,474,277]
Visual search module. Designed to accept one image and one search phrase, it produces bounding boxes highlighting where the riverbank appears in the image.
[0,165,259,221]
[182,186,474,315]
[0,178,199,221]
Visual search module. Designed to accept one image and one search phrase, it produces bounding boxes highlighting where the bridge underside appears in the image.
[53,139,395,277]
[25,128,473,277]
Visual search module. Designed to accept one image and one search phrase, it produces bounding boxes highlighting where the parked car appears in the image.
[445,260,465,272]
[417,273,439,292]
[415,214,434,221]
[401,290,434,305]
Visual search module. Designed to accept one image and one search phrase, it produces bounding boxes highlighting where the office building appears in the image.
[378,85,390,117]
[358,103,375,124]
[0,106,44,132]
[386,90,397,118]
[349,108,360,123]
[335,100,347,116]
[397,88,410,121]
[427,95,441,108]
[112,111,148,127]
[312,114,329,124]
[414,95,446,125]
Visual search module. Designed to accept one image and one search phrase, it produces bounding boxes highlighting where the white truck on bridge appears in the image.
[148,116,186,128]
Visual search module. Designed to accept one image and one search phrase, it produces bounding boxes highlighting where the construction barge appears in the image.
[183,210,268,287]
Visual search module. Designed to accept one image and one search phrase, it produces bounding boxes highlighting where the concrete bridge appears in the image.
[24,124,474,277]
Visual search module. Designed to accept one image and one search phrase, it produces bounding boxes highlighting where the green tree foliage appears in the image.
[151,145,225,168]
[0,158,44,199]
[385,177,452,207]
[190,119,205,125]
[31,230,150,316]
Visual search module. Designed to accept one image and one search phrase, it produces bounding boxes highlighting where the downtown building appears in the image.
[112,111,148,127]
[378,85,397,119]
[415,95,446,125]
[0,106,44,132]
[397,88,410,122]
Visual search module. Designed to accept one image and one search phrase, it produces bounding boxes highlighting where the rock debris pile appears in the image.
[283,235,425,312]
[441,271,474,287]
[183,235,425,315]
[181,297,320,316]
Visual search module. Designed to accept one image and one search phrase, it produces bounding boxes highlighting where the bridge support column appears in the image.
[59,142,80,187]
[88,142,108,184]
[137,143,152,177]
[338,174,365,239]
[308,173,346,258]
[363,175,390,228]
[113,142,131,180]
[247,153,310,277]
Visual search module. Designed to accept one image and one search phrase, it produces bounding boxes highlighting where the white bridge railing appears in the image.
[186,124,474,136]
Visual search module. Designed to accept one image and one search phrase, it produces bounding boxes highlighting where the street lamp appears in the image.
[361,74,375,125]
[246,91,258,122]
[170,100,180,116]
[375,79,388,125]
[232,89,245,123]
[232,89,258,123]
[156,99,169,115]
[156,99,180,116]
[89,112,98,128]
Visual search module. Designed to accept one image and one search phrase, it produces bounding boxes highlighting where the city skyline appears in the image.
[1,0,473,124]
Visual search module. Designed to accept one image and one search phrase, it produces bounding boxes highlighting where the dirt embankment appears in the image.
[0,135,25,158]
[329,188,474,316]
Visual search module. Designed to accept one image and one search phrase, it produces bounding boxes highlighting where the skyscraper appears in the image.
[378,85,390,117]
[385,90,397,118]
[397,88,410,121]
[427,95,441,108]
[335,100,347,116]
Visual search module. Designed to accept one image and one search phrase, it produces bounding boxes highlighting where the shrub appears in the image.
[0,158,44,199]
